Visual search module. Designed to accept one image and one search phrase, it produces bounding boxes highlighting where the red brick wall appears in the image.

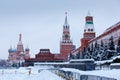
[60,44,73,61]
[80,32,95,51]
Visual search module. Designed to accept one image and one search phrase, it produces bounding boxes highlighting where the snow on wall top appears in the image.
[104,21,120,33]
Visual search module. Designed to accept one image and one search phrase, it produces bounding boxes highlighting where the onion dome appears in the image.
[12,49,17,52]
[8,48,13,53]
[25,47,30,51]
[8,46,13,53]
[8,48,17,53]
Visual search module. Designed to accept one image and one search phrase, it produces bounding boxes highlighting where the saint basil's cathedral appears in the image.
[8,12,120,64]
[8,34,30,64]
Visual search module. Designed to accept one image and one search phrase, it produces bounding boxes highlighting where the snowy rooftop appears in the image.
[34,62,69,65]
[95,60,113,65]
[70,59,94,62]
[95,56,120,65]
[110,63,120,66]
[104,21,120,33]
[112,55,120,60]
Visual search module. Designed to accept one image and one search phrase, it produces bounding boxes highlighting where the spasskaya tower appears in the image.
[60,12,73,61]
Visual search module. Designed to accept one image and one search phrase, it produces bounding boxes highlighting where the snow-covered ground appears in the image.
[0,67,64,80]
[0,67,119,80]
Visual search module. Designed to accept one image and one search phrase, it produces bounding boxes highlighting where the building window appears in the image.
[88,29,90,31]
[91,29,93,31]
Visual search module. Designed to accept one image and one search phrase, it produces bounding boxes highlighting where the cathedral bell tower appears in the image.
[81,12,96,51]
[17,34,24,52]
[60,12,73,61]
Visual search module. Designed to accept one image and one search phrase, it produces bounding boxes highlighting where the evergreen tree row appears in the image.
[83,36,120,61]
[69,36,120,61]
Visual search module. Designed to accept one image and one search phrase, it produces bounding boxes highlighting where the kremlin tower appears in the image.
[81,12,96,51]
[8,34,30,64]
[60,12,74,61]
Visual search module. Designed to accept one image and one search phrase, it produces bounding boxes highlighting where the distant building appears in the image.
[25,49,64,65]
[8,34,30,64]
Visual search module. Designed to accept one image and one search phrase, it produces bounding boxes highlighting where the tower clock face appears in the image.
[65,34,69,39]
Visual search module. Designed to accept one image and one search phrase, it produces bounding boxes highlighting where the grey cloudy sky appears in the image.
[0,0,120,59]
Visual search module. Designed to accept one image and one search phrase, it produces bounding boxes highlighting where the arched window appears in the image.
[88,28,90,31]
[91,29,93,31]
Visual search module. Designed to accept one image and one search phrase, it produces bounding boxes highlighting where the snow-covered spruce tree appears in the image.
[99,40,105,60]
[93,41,100,61]
[102,44,108,60]
[109,36,115,50]
[82,47,86,59]
[107,36,115,59]
[94,41,99,50]
[84,46,91,59]
[90,43,94,59]
[95,41,102,61]
[87,46,92,59]
[69,53,74,60]
[76,51,80,59]
[101,40,104,48]
[91,42,94,52]
[82,47,89,59]
[117,36,120,55]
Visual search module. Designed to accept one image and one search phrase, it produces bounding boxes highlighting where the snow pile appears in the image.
[95,60,113,65]
[38,70,63,80]
[112,55,120,60]
[0,67,120,80]
[110,63,120,66]
[86,69,120,80]
[0,69,64,80]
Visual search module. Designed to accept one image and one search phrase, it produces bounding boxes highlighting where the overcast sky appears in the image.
[0,0,120,59]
